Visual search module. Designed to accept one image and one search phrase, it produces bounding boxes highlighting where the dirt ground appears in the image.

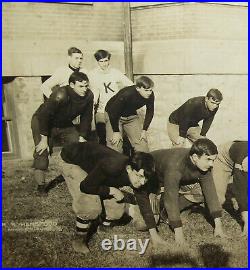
[2,158,248,268]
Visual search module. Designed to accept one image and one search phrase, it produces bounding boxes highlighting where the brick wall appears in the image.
[3,2,124,41]
[131,3,247,41]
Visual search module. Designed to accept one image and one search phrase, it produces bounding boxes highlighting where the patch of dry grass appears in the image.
[2,159,248,268]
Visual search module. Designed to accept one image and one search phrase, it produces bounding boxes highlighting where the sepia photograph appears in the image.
[2,1,248,268]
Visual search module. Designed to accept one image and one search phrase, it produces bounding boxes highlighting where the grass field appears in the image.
[2,158,248,268]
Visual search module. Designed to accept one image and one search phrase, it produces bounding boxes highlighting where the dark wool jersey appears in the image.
[105,85,154,132]
[151,148,222,229]
[229,141,248,164]
[34,85,93,139]
[169,96,218,138]
[230,141,248,211]
[61,142,157,230]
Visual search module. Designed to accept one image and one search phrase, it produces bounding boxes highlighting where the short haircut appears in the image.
[68,47,82,56]
[135,76,154,89]
[69,72,89,84]
[190,138,218,157]
[129,152,155,180]
[94,49,111,61]
[206,88,223,102]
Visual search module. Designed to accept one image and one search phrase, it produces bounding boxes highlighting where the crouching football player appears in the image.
[151,138,226,244]
[60,141,168,254]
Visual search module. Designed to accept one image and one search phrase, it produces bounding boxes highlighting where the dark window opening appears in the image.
[2,77,20,158]
[2,76,16,84]
[2,119,10,152]
[41,75,51,84]
[2,86,12,153]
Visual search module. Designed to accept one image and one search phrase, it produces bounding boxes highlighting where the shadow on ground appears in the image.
[151,251,199,267]
[199,243,231,267]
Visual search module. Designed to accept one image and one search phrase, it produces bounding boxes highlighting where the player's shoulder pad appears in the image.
[50,86,69,105]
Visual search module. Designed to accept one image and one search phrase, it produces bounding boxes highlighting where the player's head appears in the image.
[135,76,154,99]
[69,72,89,97]
[205,88,223,112]
[94,49,111,71]
[127,152,155,188]
[189,138,218,172]
[68,47,83,69]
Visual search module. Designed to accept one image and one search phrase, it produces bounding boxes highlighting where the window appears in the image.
[2,77,20,159]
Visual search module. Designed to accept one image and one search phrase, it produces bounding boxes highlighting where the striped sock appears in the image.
[102,218,112,227]
[76,216,90,234]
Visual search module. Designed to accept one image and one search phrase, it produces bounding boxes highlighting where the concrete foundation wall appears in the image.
[4,77,44,159]
[132,39,247,74]
[137,74,248,151]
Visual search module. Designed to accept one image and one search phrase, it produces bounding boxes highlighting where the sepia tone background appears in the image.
[2,2,248,158]
[2,2,248,268]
